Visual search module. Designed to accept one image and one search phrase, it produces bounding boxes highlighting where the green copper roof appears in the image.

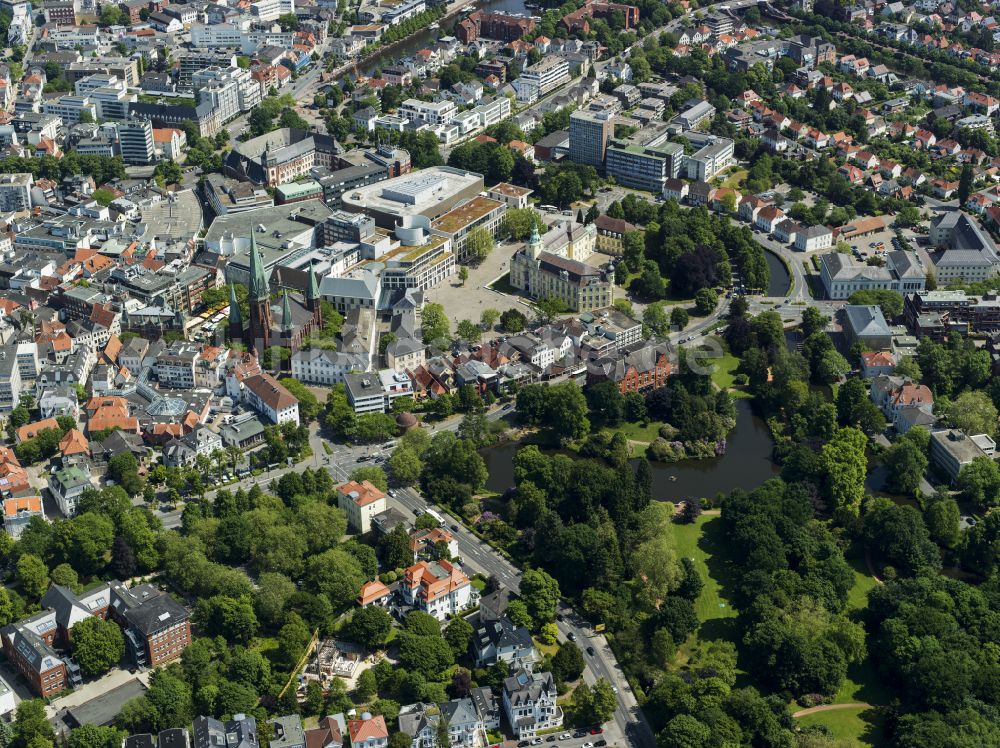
[248,230,268,302]
[307,261,319,301]
[228,283,242,327]
[280,290,293,333]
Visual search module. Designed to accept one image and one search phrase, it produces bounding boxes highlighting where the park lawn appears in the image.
[488,273,519,295]
[670,516,738,645]
[834,657,891,706]
[846,542,878,611]
[720,169,748,189]
[605,421,663,444]
[534,637,559,658]
[796,706,886,746]
[710,352,749,398]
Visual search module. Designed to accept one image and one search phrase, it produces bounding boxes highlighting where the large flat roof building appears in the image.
[340,166,485,230]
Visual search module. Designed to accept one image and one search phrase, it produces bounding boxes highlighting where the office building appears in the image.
[0,173,32,211]
[568,110,613,169]
[685,137,735,181]
[514,57,570,103]
[605,126,683,191]
[820,250,926,299]
[340,166,484,230]
[118,119,155,165]
[930,211,1000,284]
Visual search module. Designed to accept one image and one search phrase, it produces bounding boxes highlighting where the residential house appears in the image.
[401,560,478,621]
[501,670,562,739]
[860,350,897,378]
[337,480,387,534]
[843,304,894,349]
[347,715,388,748]
[472,615,537,669]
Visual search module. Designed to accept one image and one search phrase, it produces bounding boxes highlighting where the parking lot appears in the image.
[515,727,610,748]
[845,226,905,262]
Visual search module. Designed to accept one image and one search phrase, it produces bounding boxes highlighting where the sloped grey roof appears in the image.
[844,304,891,337]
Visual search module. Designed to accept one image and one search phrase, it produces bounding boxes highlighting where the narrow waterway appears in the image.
[765,249,791,298]
[480,398,779,502]
[357,0,534,76]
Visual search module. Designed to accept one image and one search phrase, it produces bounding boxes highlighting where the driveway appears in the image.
[45,669,151,720]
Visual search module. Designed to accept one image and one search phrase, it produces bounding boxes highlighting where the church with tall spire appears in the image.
[228,230,322,365]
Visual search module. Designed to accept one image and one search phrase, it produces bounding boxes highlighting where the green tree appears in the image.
[821,427,868,515]
[586,381,624,426]
[379,524,413,569]
[545,383,590,442]
[643,303,669,336]
[670,306,690,330]
[502,207,546,241]
[958,163,974,206]
[145,669,194,732]
[278,612,313,667]
[72,616,125,677]
[588,679,617,724]
[67,725,124,748]
[388,446,422,487]
[421,303,450,344]
[957,456,1000,509]
[480,308,500,330]
[457,319,481,341]
[13,701,54,748]
[464,227,494,265]
[551,641,585,683]
[800,306,828,337]
[500,309,527,333]
[693,288,718,316]
[519,569,561,625]
[925,496,961,548]
[91,188,115,207]
[847,289,903,319]
[346,606,393,650]
[884,438,928,495]
[16,554,49,600]
[350,466,389,492]
[943,390,998,437]
[49,563,80,592]
[356,668,378,701]
[443,617,473,657]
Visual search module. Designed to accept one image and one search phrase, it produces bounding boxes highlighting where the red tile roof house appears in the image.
[914,129,937,149]
[838,163,865,184]
[755,205,786,233]
[357,580,391,608]
[336,480,386,534]
[860,350,897,379]
[401,559,477,620]
[348,715,388,748]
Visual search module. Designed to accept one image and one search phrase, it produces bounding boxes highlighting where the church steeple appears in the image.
[228,283,241,326]
[306,261,320,310]
[248,230,268,302]
[280,290,294,334]
[227,283,243,344]
[247,230,272,352]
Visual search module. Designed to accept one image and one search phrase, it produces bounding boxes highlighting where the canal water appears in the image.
[764,249,791,298]
[480,398,779,502]
[357,0,534,76]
